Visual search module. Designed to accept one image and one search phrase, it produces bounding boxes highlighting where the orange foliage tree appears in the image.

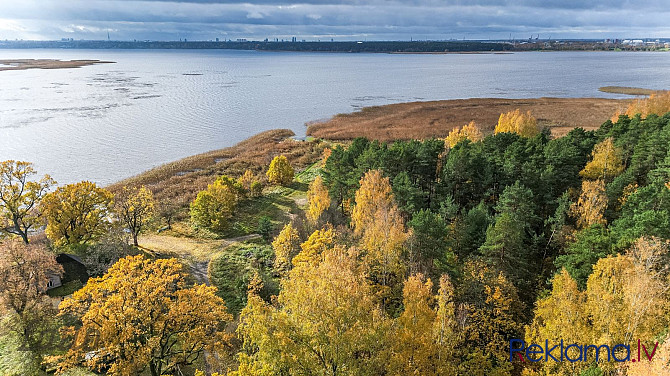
[57,255,232,376]
[0,240,63,359]
[612,90,670,121]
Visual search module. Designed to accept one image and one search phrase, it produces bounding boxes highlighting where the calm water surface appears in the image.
[1,49,669,185]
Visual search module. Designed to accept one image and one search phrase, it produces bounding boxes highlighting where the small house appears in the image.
[47,254,89,292]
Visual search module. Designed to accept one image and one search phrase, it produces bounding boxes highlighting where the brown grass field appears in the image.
[307,97,632,141]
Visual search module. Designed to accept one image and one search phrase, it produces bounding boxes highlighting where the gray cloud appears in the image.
[0,0,667,41]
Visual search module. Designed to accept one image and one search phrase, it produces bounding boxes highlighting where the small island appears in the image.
[0,59,114,71]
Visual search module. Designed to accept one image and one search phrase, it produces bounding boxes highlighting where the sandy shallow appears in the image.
[0,59,114,71]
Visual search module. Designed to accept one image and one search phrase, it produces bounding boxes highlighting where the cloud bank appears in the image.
[0,0,668,41]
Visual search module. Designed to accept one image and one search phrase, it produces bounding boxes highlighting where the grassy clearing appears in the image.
[129,137,326,288]
[139,232,231,262]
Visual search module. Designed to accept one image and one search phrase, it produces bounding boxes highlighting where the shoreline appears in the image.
[114,95,632,190]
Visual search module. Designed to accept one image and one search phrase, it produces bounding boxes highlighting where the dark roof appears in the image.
[56,253,85,265]
[56,253,89,284]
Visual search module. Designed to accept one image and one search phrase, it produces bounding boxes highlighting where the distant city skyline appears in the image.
[1,0,669,42]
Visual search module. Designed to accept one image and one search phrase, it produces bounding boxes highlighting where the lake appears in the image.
[1,49,669,185]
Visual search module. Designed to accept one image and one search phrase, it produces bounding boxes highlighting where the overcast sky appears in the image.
[1,0,669,41]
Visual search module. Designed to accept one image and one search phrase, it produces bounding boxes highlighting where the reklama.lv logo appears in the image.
[509,339,659,363]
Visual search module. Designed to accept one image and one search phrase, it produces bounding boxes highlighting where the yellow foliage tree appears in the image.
[272,223,301,273]
[445,121,483,148]
[571,179,608,229]
[195,371,223,376]
[58,255,232,376]
[434,275,458,376]
[235,246,391,375]
[114,185,155,246]
[587,238,669,347]
[292,226,335,269]
[494,109,540,138]
[527,238,670,376]
[526,269,589,375]
[266,155,294,186]
[461,261,523,363]
[0,160,55,243]
[321,147,332,167]
[389,274,438,376]
[190,175,241,232]
[42,181,113,246]
[612,90,670,121]
[352,170,409,296]
[580,137,625,181]
[306,175,331,224]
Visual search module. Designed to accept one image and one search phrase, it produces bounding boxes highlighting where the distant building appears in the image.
[622,39,644,46]
[237,38,247,42]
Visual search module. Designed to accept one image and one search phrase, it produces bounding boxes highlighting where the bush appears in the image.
[190,175,242,232]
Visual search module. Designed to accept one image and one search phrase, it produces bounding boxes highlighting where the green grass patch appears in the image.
[0,316,41,376]
[208,242,279,315]
[47,280,83,298]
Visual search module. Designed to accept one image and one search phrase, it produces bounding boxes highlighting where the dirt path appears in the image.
[139,233,261,285]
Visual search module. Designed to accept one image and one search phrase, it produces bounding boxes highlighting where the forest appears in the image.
[1,92,670,376]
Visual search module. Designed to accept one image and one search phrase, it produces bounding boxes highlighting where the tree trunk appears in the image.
[150,361,159,376]
[13,219,29,244]
[19,230,29,244]
[133,232,139,247]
